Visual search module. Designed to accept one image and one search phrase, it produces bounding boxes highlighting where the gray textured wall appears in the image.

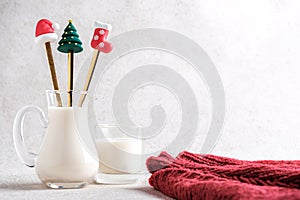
[1,0,299,171]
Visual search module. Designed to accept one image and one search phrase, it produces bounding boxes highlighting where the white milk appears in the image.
[35,107,99,185]
[96,138,142,174]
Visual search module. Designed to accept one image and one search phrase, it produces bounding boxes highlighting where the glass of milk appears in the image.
[13,90,99,189]
[95,124,143,184]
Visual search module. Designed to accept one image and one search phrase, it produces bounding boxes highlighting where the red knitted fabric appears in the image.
[146,151,300,200]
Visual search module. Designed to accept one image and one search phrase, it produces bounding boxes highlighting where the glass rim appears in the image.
[98,123,142,129]
[45,90,88,95]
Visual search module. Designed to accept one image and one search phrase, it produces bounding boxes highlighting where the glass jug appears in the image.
[13,90,99,189]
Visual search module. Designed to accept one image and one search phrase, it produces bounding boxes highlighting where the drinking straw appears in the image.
[78,21,113,106]
[35,19,62,106]
[57,20,83,106]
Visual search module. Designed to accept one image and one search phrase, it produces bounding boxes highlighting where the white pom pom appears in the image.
[52,23,60,31]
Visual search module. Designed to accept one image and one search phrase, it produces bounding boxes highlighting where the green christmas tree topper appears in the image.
[57,20,83,53]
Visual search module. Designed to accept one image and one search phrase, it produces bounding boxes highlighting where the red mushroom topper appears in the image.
[90,21,113,53]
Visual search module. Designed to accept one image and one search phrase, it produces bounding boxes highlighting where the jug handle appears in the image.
[13,105,47,167]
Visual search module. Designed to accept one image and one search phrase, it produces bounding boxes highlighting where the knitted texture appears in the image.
[146,151,300,200]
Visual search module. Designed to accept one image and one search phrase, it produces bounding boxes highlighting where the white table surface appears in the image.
[0,170,172,200]
[0,144,172,200]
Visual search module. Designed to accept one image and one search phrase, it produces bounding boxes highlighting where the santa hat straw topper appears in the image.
[35,19,62,106]
[78,21,113,106]
[35,19,60,45]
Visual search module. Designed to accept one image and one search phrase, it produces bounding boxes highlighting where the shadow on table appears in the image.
[0,182,47,191]
[125,186,174,200]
